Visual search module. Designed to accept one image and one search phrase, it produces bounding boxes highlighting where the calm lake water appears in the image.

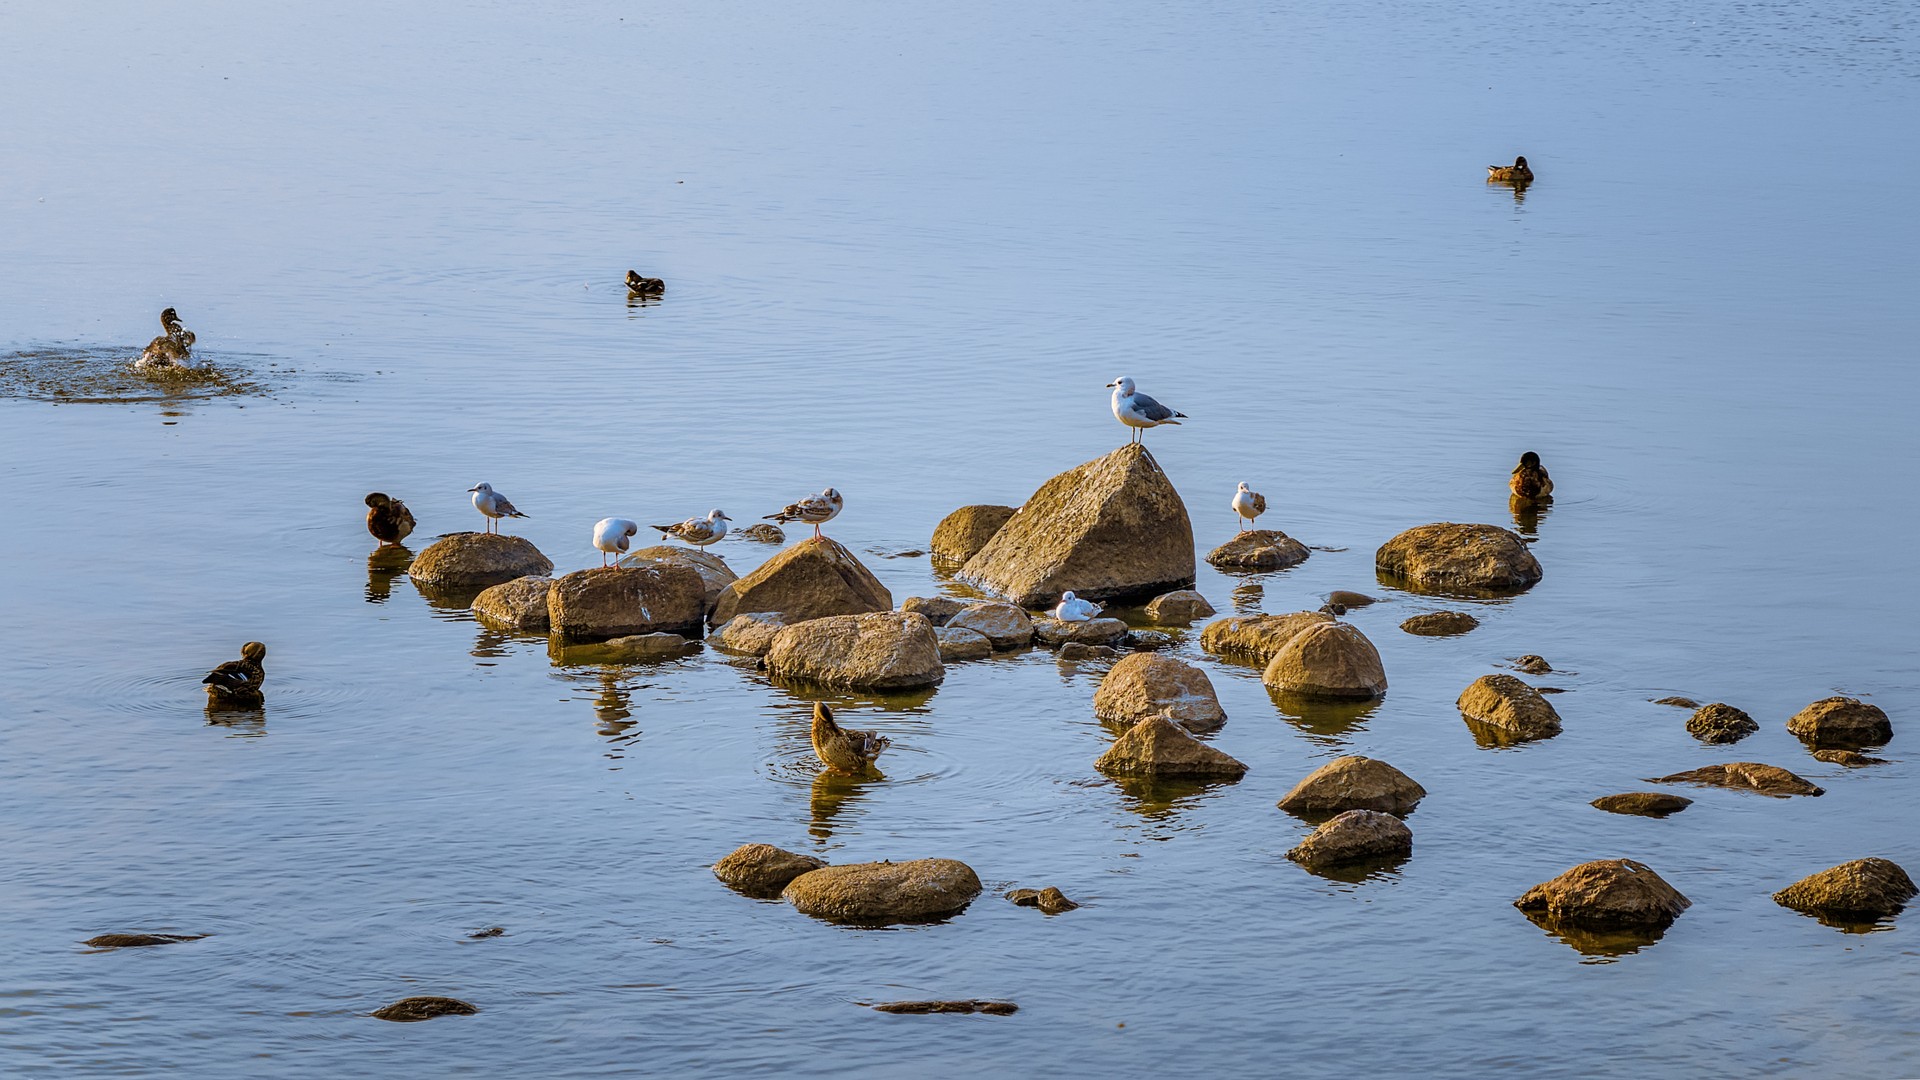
[3,1,1917,1076]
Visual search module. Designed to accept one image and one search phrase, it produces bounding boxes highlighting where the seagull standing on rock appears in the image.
[468,483,529,535]
[1231,482,1267,532]
[1052,591,1103,622]
[653,509,730,548]
[593,518,639,568]
[765,489,843,540]
[1107,376,1185,444]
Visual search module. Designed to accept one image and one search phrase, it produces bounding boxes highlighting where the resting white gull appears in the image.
[593,518,639,567]
[1052,590,1103,622]
[1107,376,1185,444]
[1232,482,1268,531]
[653,509,730,548]
[765,488,843,540]
[468,482,529,535]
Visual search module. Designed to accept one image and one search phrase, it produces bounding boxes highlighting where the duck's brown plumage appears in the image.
[625,270,665,295]
[137,308,196,369]
[810,702,889,775]
[1487,156,1533,183]
[364,492,417,546]
[203,641,267,708]
[1510,451,1554,503]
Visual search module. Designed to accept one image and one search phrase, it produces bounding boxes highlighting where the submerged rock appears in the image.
[1515,859,1690,929]
[713,843,828,898]
[1092,653,1227,734]
[1400,611,1480,636]
[1787,696,1893,749]
[1590,792,1693,817]
[1006,886,1079,914]
[782,858,982,924]
[707,612,791,657]
[1095,715,1247,779]
[709,537,893,627]
[82,933,206,949]
[1686,703,1759,745]
[957,444,1195,608]
[1811,749,1888,767]
[1512,654,1553,675]
[1375,522,1542,593]
[1198,611,1332,663]
[933,625,993,662]
[408,532,553,590]
[945,602,1035,650]
[901,596,968,626]
[1206,529,1309,571]
[736,522,786,543]
[1276,755,1426,817]
[1286,809,1413,870]
[1326,591,1377,608]
[547,565,706,641]
[1773,859,1917,923]
[1143,589,1216,625]
[1653,696,1701,708]
[371,996,478,1022]
[872,1000,1017,1015]
[1032,615,1129,647]
[1262,622,1388,699]
[470,575,553,632]
[930,504,1017,564]
[620,545,738,612]
[1648,762,1824,797]
[764,611,944,690]
[1058,642,1122,662]
[1457,674,1563,744]
[549,632,694,664]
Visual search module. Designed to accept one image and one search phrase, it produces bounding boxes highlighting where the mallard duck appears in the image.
[135,307,196,370]
[364,492,416,547]
[467,483,529,534]
[1231,482,1267,532]
[1487,156,1533,183]
[1510,451,1554,504]
[653,509,731,548]
[203,642,267,708]
[765,489,842,540]
[625,270,666,296]
[1106,376,1185,444]
[593,517,639,567]
[810,702,889,774]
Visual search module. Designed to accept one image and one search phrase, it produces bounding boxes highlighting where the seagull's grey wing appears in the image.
[496,496,526,517]
[1133,393,1178,422]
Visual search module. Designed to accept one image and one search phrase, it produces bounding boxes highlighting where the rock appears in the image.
[901,596,968,626]
[1653,696,1701,708]
[945,602,1035,650]
[1787,696,1893,749]
[929,505,1017,564]
[707,612,791,657]
[1125,629,1176,650]
[1648,762,1824,797]
[470,575,553,632]
[933,625,993,662]
[956,444,1194,607]
[1811,749,1888,767]
[1143,589,1215,624]
[1058,642,1121,662]
[1206,529,1309,571]
[1457,674,1563,744]
[1286,809,1413,870]
[1262,621,1388,699]
[1591,793,1693,817]
[1325,591,1374,608]
[1095,714,1248,779]
[710,537,893,627]
[1199,611,1332,663]
[1686,703,1759,744]
[1512,654,1552,675]
[408,532,553,590]
[82,933,205,948]
[371,996,479,1022]
[1276,755,1426,816]
[713,843,828,898]
[782,858,982,924]
[1032,615,1129,647]
[764,611,944,690]
[1515,859,1690,929]
[620,546,738,612]
[1375,522,1542,593]
[737,522,786,543]
[549,632,694,665]
[546,565,706,641]
[1092,653,1227,734]
[467,927,505,939]
[1773,859,1917,923]
[872,1000,1018,1015]
[1007,887,1079,914]
[1400,611,1479,636]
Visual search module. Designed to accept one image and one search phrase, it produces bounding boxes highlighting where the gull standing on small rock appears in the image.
[593,518,639,567]
[1052,591,1103,622]
[765,488,843,540]
[468,483,529,535]
[1107,376,1185,444]
[1231,482,1267,532]
[653,509,731,548]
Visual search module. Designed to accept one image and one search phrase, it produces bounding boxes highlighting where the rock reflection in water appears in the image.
[1517,910,1672,963]
[1267,690,1382,744]
[365,545,413,604]
[1230,579,1264,614]
[1108,774,1223,823]
[1292,853,1411,886]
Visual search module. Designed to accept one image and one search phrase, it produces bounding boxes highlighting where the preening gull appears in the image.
[1231,482,1267,532]
[653,509,731,548]
[135,307,197,370]
[765,488,843,540]
[593,518,640,567]
[1107,376,1185,443]
[468,483,529,535]
[364,493,416,548]
[1052,591,1103,622]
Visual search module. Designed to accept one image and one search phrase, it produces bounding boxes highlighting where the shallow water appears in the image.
[2,1,1918,1076]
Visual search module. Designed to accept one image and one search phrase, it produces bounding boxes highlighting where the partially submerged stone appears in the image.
[1512,654,1553,675]
[1811,749,1888,767]
[1375,522,1542,593]
[1095,714,1247,779]
[1648,762,1824,797]
[1143,589,1216,625]
[1006,886,1079,914]
[620,545,738,613]
[1400,611,1479,636]
[957,444,1195,607]
[1198,611,1331,663]
[371,996,478,1022]
[707,612,791,657]
[1206,530,1309,571]
[83,933,206,948]
[1686,703,1759,745]
[1093,653,1227,734]
[872,1000,1017,1015]
[1262,622,1388,699]
[764,611,944,690]
[1457,674,1562,744]
[945,602,1035,650]
[1591,792,1693,817]
[901,596,967,626]
[470,575,553,632]
[1058,642,1122,662]
[713,843,828,898]
[550,632,694,665]
[1286,809,1413,870]
[1653,696,1701,708]
[736,522,785,543]
[408,532,553,590]
[1125,629,1176,650]
[782,858,982,925]
[1773,859,1917,923]
[933,625,993,662]
[1033,615,1128,647]
[930,504,1017,564]
[1327,591,1377,608]
[1515,859,1690,930]
[547,564,706,640]
[1787,696,1893,749]
[1276,755,1426,816]
[710,537,893,627]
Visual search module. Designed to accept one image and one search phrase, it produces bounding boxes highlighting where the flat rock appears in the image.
[933,625,993,662]
[930,504,1017,564]
[1286,809,1413,870]
[371,996,478,1022]
[764,611,944,690]
[1095,714,1247,779]
[547,565,706,641]
[707,612,791,657]
[713,843,828,898]
[1457,674,1563,744]
[1143,589,1216,624]
[1591,792,1693,817]
[1058,642,1122,662]
[957,444,1195,607]
[736,522,786,543]
[1125,629,1176,650]
[1773,858,1917,922]
[549,632,694,665]
[782,858,982,925]
[1811,749,1888,767]
[408,532,554,590]
[1653,696,1701,708]
[872,1000,1018,1015]
[1686,703,1759,744]
[83,933,205,948]
[1515,859,1690,929]
[1206,529,1309,571]
[470,575,553,632]
[1262,622,1387,699]
[1512,654,1553,675]
[901,596,968,626]
[710,537,893,627]
[1033,615,1129,647]
[1375,522,1542,593]
[620,545,738,612]
[1648,762,1824,797]
[1006,886,1079,914]
[1092,653,1226,734]
[1276,755,1426,816]
[1400,610,1480,636]
[945,602,1035,650]
[1787,696,1893,749]
[1199,611,1332,663]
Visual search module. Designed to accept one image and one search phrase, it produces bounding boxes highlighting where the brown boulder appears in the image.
[707,612,791,657]
[1457,674,1562,744]
[764,612,944,690]
[1262,622,1387,699]
[1590,792,1693,817]
[1032,615,1129,647]
[1094,715,1247,779]
[782,858,982,924]
[1058,642,1122,662]
[945,602,1035,650]
[1199,611,1332,663]
[620,546,738,612]
[1276,755,1426,816]
[408,532,553,590]
[1515,859,1690,929]
[1686,703,1758,744]
[1007,887,1079,914]
[1286,809,1413,870]
[1375,522,1542,593]
[1206,529,1309,571]
[1092,653,1227,734]
[1143,589,1216,624]
[1648,762,1824,797]
[371,996,478,1022]
[709,537,892,627]
[1327,591,1377,608]
[1512,654,1553,675]
[546,565,706,641]
[713,843,828,898]
[901,596,968,626]
[930,505,1017,564]
[1400,611,1480,636]
[933,626,993,662]
[1787,696,1893,749]
[470,575,553,632]
[1773,859,1917,923]
[736,522,786,543]
[956,444,1194,607]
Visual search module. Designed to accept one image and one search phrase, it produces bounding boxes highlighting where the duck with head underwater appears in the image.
[203,642,267,709]
[810,702,889,775]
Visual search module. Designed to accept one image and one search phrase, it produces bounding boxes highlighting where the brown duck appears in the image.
[625,270,666,296]
[810,702,889,775]
[1510,451,1555,504]
[136,307,197,370]
[1487,156,1533,183]
[364,493,417,547]
[203,642,267,709]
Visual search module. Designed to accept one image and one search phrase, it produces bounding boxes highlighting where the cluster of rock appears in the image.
[1196,610,1388,700]
[714,844,983,925]
[1276,757,1425,873]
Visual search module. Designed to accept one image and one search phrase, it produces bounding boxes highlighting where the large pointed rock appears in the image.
[957,444,1194,608]
[764,611,944,690]
[1094,715,1247,779]
[408,532,553,590]
[930,505,1016,564]
[1277,755,1426,816]
[709,537,892,627]
[1262,622,1387,699]
[547,565,706,641]
[1376,522,1542,594]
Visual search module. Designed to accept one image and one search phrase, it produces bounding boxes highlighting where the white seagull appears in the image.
[653,509,731,548]
[1231,482,1268,532]
[1107,376,1186,444]
[765,488,843,540]
[467,482,529,535]
[1051,590,1103,622]
[593,517,639,567]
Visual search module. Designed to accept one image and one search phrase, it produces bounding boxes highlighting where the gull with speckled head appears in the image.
[1052,591,1103,622]
[1232,482,1267,532]
[1107,376,1185,444]
[467,482,529,535]
[593,518,639,568]
[764,488,842,540]
[653,509,731,548]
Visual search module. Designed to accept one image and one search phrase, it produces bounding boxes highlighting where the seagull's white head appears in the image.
[468,482,492,494]
[710,509,731,521]
[1062,591,1077,602]
[1106,376,1135,394]
[822,488,841,501]
[622,521,638,537]
[1238,482,1251,492]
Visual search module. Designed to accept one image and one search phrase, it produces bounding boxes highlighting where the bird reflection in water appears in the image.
[592,672,642,756]
[1509,495,1551,539]
[366,545,413,604]
[204,702,267,736]
[1230,580,1264,614]
[809,769,880,841]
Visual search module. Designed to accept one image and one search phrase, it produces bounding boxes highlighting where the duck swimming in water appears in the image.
[625,270,665,296]
[364,493,416,547]
[1487,156,1533,183]
[1510,451,1554,505]
[810,702,889,775]
[203,642,267,709]
[135,308,197,370]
